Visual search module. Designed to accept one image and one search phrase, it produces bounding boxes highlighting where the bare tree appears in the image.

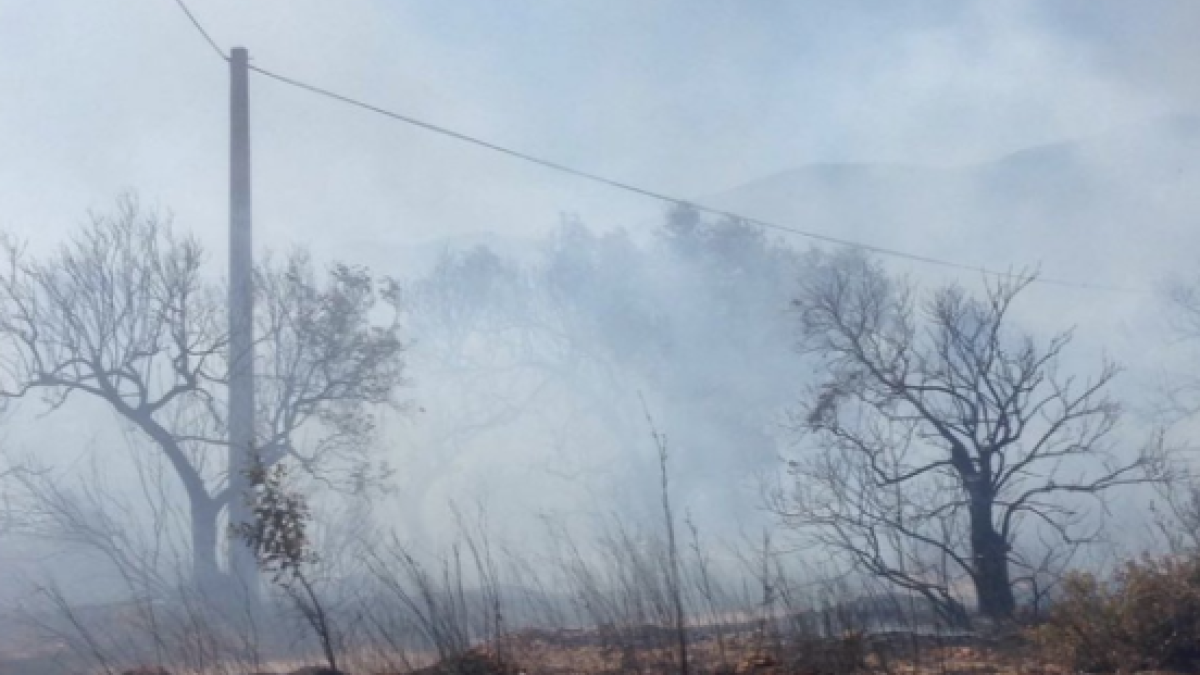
[1146,274,1200,554]
[1163,272,1200,419]
[777,251,1162,622]
[0,196,405,593]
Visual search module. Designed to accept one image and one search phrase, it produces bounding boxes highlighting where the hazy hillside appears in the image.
[404,115,1200,309]
[706,114,1200,288]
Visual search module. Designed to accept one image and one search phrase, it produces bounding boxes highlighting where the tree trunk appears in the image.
[968,497,1015,620]
[190,494,224,594]
[125,414,231,597]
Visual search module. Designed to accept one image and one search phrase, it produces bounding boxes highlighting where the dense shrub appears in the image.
[1030,555,1200,672]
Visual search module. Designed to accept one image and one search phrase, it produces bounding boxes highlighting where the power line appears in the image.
[158,0,1144,296]
[169,0,228,61]
[248,65,1146,295]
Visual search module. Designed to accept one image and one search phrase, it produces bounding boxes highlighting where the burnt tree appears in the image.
[0,196,405,592]
[779,251,1160,622]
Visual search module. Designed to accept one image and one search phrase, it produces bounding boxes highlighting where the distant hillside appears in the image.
[351,115,1200,299]
[703,114,1200,289]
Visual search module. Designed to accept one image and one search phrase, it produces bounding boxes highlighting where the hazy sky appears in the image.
[1,1,1198,587]
[0,1,1193,270]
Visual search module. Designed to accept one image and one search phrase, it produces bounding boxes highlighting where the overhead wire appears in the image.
[170,0,228,61]
[248,66,1147,295]
[167,1,1148,295]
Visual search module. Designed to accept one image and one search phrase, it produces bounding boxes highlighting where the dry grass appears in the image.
[492,626,1062,675]
[4,620,1193,675]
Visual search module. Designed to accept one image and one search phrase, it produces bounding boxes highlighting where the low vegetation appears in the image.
[21,534,1200,674]
[1029,555,1200,673]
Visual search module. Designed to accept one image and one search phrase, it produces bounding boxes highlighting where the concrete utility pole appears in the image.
[228,46,258,598]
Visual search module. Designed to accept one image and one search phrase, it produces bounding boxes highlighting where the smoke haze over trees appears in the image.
[3,3,1200,673]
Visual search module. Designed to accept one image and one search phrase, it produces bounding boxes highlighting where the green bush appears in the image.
[1030,555,1200,672]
